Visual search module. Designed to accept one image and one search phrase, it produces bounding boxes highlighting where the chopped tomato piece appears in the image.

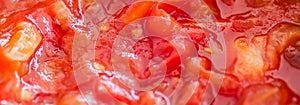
[129,36,180,79]
[1,0,300,104]
[233,36,268,81]
[237,80,297,105]
[120,2,155,24]
[4,22,42,61]
[267,23,300,69]
[183,26,208,47]
[185,57,241,95]
[49,1,74,28]
[146,8,177,36]
[22,59,68,94]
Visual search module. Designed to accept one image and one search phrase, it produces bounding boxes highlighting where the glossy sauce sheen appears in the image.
[0,0,300,105]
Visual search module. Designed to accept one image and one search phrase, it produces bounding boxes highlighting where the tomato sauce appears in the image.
[0,0,300,105]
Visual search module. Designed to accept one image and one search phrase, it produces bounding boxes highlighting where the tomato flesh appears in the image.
[0,0,300,105]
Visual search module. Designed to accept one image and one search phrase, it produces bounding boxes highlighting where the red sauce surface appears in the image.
[0,0,299,104]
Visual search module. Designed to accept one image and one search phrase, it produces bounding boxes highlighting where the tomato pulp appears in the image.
[0,0,300,105]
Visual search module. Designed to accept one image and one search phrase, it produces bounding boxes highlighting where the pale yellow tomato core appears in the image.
[5,22,42,61]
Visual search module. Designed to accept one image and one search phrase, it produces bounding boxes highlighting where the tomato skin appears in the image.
[238,84,283,105]
[62,0,82,19]
[152,2,209,49]
[1,0,300,104]
[146,4,180,37]
[267,23,300,69]
[156,3,195,24]
[129,36,181,79]
[94,2,209,104]
[120,2,155,24]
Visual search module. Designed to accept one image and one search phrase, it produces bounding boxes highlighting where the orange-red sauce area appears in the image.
[0,0,300,105]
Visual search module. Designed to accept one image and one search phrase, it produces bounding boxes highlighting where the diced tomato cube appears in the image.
[4,22,42,61]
